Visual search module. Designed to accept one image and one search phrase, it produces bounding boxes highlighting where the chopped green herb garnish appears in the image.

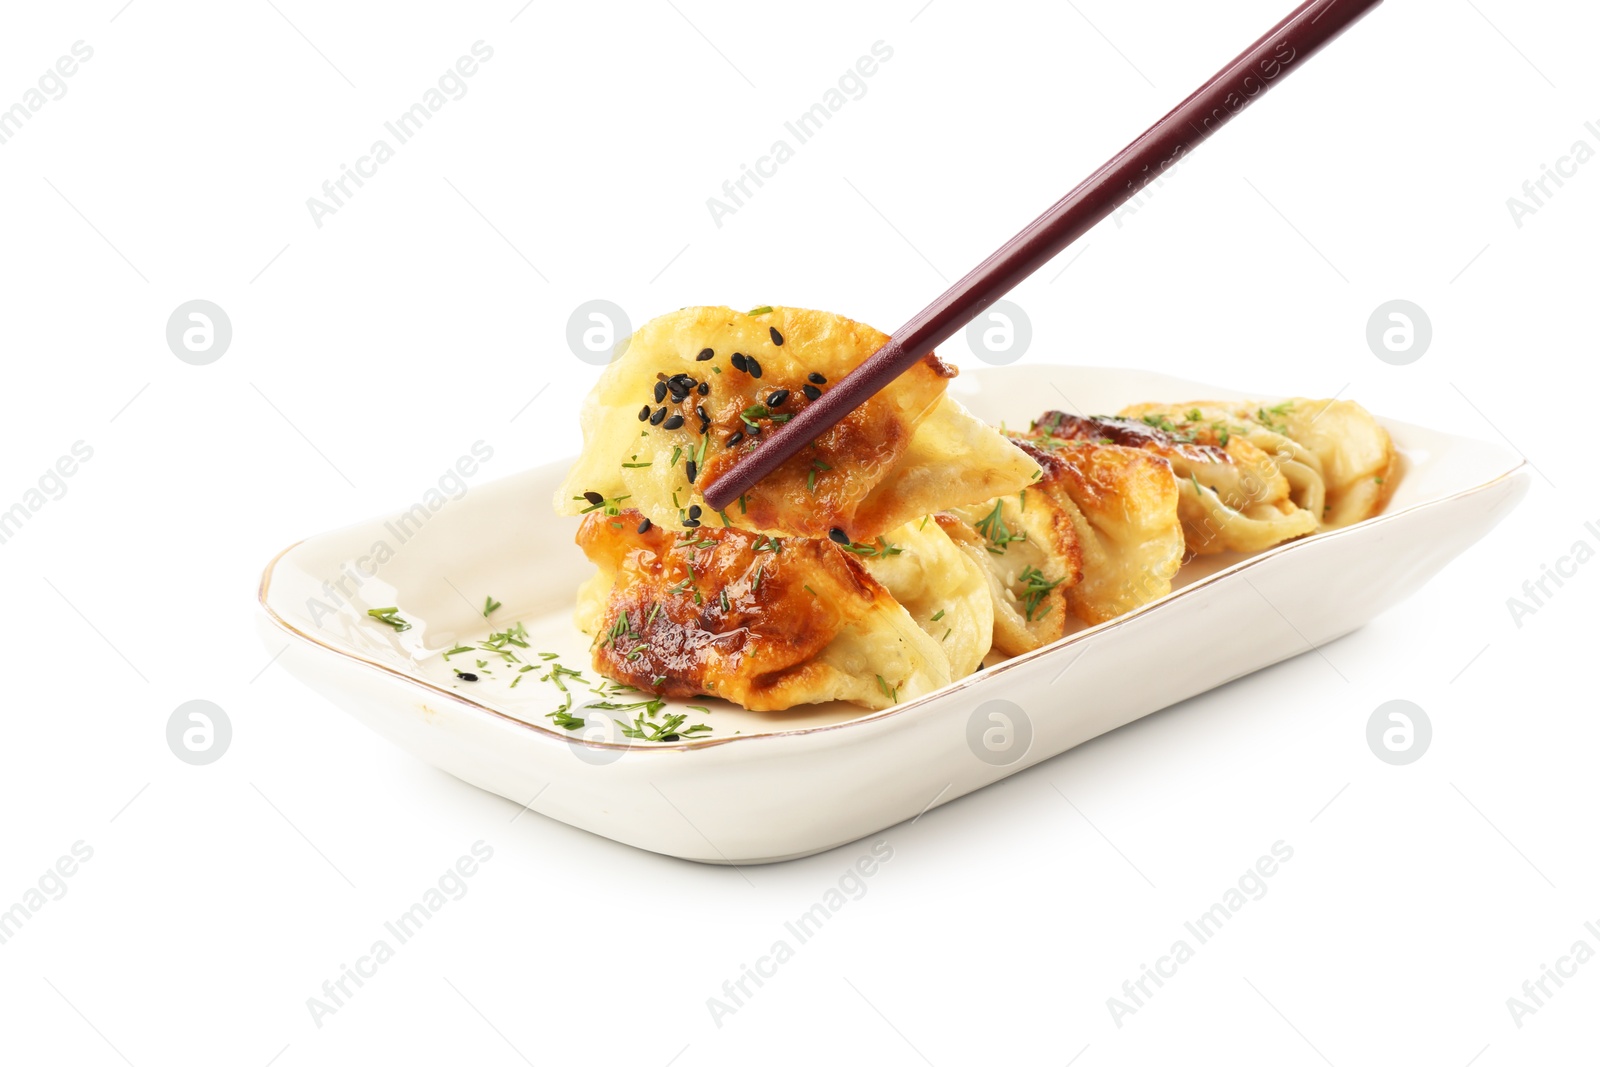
[1018,566,1065,622]
[1256,404,1292,434]
[483,595,501,617]
[973,499,1024,550]
[747,305,773,316]
[617,709,713,742]
[367,607,412,632]
[580,493,632,515]
[1139,413,1195,442]
[842,536,903,559]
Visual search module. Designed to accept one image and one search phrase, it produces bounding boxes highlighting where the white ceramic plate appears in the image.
[256,366,1529,864]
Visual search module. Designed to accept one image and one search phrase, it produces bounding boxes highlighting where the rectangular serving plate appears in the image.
[256,366,1529,864]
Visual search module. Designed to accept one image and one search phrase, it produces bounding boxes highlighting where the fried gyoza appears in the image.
[945,436,1185,655]
[556,307,1039,543]
[1033,410,1318,555]
[856,518,994,679]
[574,509,950,711]
[1257,399,1396,527]
[1117,398,1398,531]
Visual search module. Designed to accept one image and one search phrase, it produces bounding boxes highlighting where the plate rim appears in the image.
[258,454,1528,753]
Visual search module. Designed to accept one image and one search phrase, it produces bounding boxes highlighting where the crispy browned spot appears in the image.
[1030,410,1232,466]
[576,509,893,704]
[700,353,953,541]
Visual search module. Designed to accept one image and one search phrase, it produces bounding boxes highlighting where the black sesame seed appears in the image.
[808,372,827,384]
[457,672,479,682]
[769,326,784,346]
[730,352,748,372]
[803,384,822,401]
[683,518,701,528]
[698,381,710,396]
[662,414,685,430]
[654,381,668,403]
[726,431,744,446]
[638,405,651,421]
[649,406,667,425]
[583,491,605,506]
[696,405,708,422]
[685,460,698,484]
[696,348,715,361]
[668,386,690,403]
[747,357,763,379]
[828,527,850,545]
[637,518,652,534]
[766,389,790,407]
[747,422,761,435]
[688,504,702,519]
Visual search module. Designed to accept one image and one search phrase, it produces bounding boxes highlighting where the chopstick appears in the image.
[702,0,1384,513]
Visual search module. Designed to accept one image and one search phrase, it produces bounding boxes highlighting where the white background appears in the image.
[1,0,1596,1063]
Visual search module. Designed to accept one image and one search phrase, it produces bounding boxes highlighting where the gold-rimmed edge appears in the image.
[257,461,1530,753]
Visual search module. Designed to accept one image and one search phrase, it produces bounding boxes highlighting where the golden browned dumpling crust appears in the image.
[1034,410,1317,555]
[557,307,1038,542]
[575,508,949,711]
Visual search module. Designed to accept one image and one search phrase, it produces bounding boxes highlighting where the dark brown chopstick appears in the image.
[702,0,1384,513]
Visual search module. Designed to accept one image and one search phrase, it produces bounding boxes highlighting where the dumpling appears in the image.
[944,436,1185,656]
[935,511,1075,658]
[1116,398,1397,530]
[854,518,994,679]
[1033,410,1318,555]
[555,306,1039,542]
[1263,399,1397,527]
[574,508,949,711]
[1016,437,1186,625]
